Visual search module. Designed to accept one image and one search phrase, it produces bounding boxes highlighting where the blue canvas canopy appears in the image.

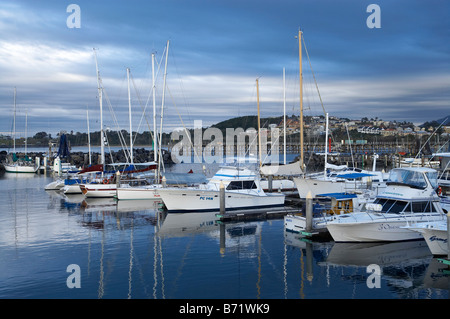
[56,134,70,158]
[317,192,358,200]
[337,172,374,179]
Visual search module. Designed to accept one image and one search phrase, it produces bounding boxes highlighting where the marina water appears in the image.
[1,158,449,299]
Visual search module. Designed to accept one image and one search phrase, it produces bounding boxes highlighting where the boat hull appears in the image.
[4,164,38,173]
[63,184,82,194]
[158,188,285,213]
[116,186,161,200]
[409,222,448,255]
[80,184,117,198]
[326,213,445,242]
[294,177,346,198]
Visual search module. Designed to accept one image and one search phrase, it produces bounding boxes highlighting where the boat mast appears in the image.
[87,106,92,165]
[256,78,262,167]
[25,109,27,155]
[152,53,157,163]
[93,49,105,169]
[283,68,286,165]
[127,67,133,164]
[158,40,169,180]
[13,87,16,154]
[324,113,329,178]
[298,29,304,171]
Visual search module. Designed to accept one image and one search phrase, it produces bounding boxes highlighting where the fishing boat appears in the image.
[284,190,374,235]
[405,221,448,256]
[157,165,285,213]
[326,167,446,242]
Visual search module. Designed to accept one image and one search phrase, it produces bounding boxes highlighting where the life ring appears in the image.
[437,186,442,196]
[103,179,108,184]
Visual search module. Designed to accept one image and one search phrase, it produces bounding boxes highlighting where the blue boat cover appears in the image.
[337,172,374,179]
[317,192,358,199]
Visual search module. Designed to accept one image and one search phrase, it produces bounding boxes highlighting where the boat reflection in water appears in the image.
[284,229,450,297]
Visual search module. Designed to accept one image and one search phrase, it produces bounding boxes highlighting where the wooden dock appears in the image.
[216,206,299,223]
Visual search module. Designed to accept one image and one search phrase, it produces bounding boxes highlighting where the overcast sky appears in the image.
[0,0,449,138]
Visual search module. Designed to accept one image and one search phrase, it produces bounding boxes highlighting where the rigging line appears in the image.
[414,117,448,160]
[302,35,326,117]
[166,85,202,164]
[102,87,131,163]
[130,71,154,146]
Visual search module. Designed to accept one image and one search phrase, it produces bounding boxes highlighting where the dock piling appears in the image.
[220,181,225,214]
[306,191,313,232]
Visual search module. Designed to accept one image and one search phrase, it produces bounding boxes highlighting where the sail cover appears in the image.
[260,161,303,176]
[56,134,70,158]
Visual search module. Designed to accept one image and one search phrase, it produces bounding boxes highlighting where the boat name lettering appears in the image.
[429,236,447,243]
[377,223,399,231]
[199,196,214,201]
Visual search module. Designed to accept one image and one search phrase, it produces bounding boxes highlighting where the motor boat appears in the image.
[157,165,285,213]
[325,167,446,242]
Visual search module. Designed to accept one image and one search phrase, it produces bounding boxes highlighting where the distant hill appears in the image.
[420,115,450,128]
[211,115,286,132]
[434,115,450,126]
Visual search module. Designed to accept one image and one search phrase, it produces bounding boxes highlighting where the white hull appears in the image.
[116,185,161,200]
[408,222,448,256]
[45,180,65,190]
[260,179,296,193]
[326,213,445,242]
[158,188,285,213]
[63,184,82,194]
[4,164,37,173]
[80,183,117,198]
[284,214,330,233]
[294,177,345,198]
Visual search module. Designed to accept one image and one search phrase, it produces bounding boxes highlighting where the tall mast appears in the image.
[324,113,329,178]
[158,40,169,180]
[87,106,92,165]
[25,109,27,155]
[256,78,262,167]
[283,68,286,165]
[127,67,133,164]
[152,53,157,163]
[13,87,16,153]
[298,29,304,171]
[93,49,105,168]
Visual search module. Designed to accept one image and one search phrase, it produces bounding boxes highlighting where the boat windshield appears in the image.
[388,169,428,189]
[425,171,438,189]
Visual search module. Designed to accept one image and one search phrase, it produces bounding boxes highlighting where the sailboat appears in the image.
[116,42,170,200]
[157,78,285,212]
[289,30,388,199]
[4,88,38,174]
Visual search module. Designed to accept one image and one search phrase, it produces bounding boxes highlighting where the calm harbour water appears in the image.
[1,163,449,301]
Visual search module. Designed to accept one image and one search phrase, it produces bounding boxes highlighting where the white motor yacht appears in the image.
[326,167,446,242]
[157,166,285,213]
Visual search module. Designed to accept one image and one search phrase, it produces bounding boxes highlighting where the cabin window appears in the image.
[411,201,437,213]
[226,181,257,190]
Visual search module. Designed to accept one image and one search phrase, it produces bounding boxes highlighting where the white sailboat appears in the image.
[116,42,170,200]
[294,113,388,199]
[4,88,38,174]
[326,167,446,242]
